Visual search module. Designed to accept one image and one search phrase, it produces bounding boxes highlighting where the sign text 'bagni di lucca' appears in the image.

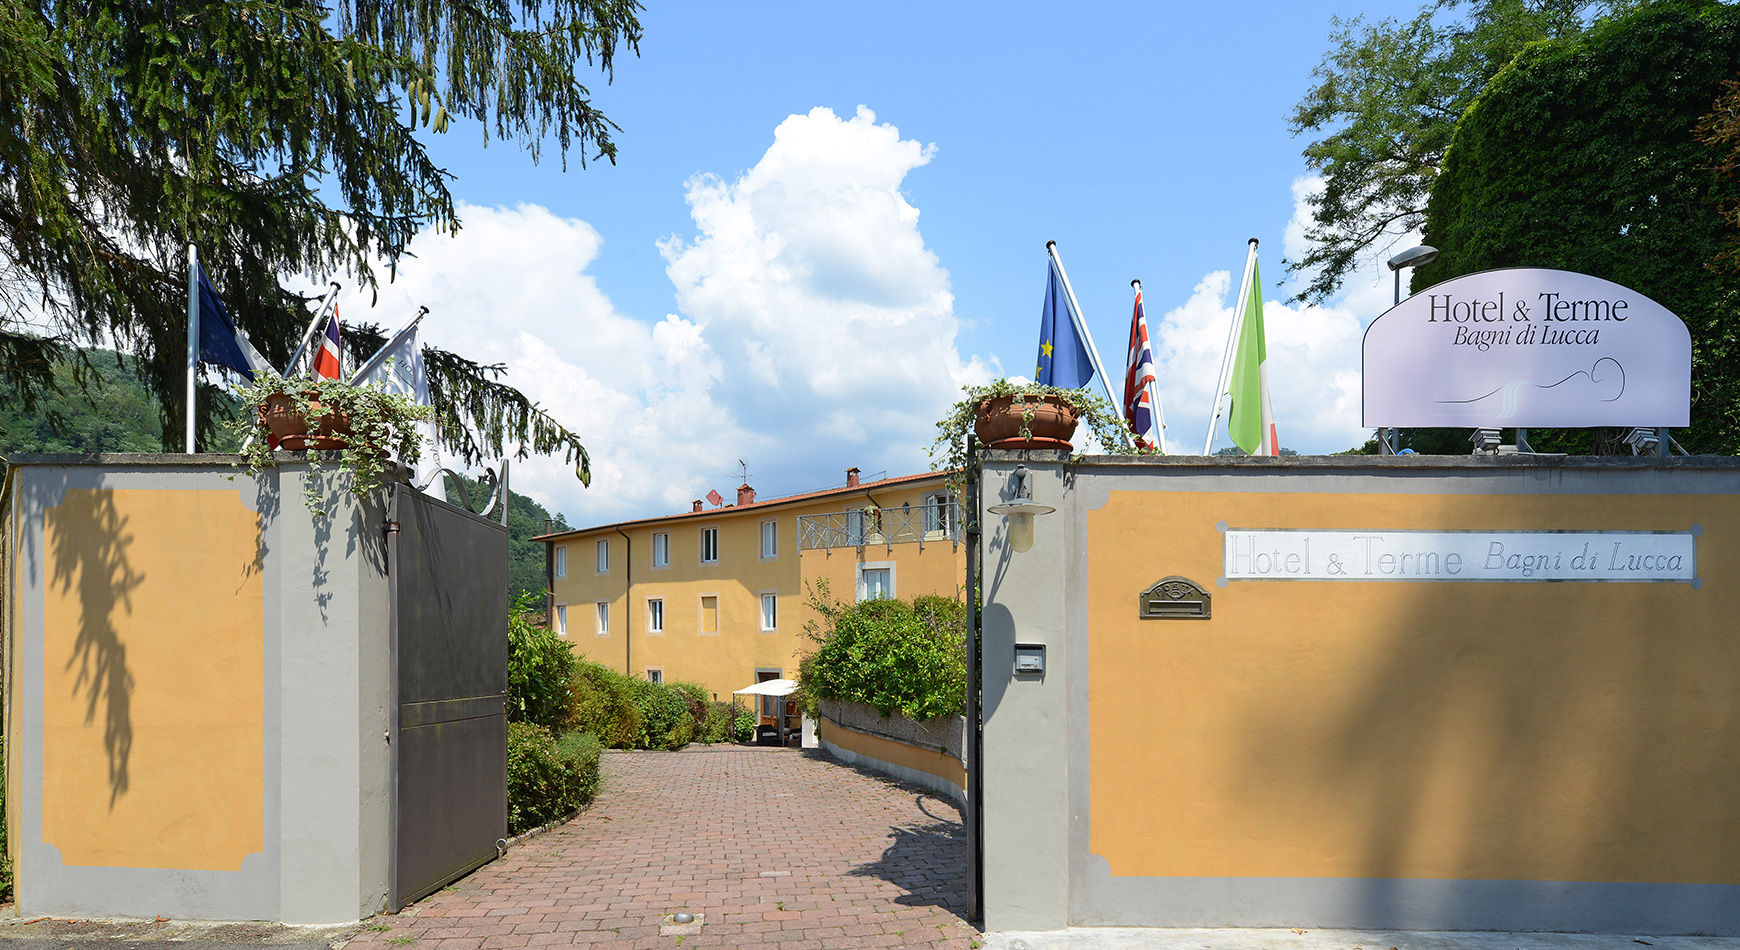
[1222,528,1700,586]
[1363,268,1691,428]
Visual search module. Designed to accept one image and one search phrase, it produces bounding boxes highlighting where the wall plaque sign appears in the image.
[1139,576,1212,619]
[1363,268,1691,427]
[1222,529,1699,585]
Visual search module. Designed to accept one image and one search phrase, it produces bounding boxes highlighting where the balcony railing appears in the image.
[799,500,962,552]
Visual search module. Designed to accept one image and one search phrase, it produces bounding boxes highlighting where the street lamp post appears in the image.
[1381,245,1440,454]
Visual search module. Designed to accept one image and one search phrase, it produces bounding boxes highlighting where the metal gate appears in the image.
[387,484,509,910]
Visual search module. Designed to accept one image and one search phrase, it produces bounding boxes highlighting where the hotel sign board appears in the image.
[1223,528,1699,585]
[1363,268,1691,428]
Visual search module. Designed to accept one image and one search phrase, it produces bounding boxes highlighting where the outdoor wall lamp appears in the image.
[986,464,1055,553]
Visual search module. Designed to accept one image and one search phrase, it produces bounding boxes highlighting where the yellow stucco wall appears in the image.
[550,477,965,700]
[1088,489,1740,885]
[41,489,264,870]
[817,718,967,793]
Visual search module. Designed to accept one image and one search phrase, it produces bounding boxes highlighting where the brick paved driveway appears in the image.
[347,746,978,950]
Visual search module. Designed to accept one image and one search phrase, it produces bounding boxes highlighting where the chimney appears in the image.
[691,499,703,513]
[846,467,860,488]
[737,483,756,506]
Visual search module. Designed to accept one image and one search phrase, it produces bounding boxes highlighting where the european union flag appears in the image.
[1035,260,1093,388]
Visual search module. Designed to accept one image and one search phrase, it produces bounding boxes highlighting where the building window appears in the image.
[647,598,664,635]
[760,592,778,631]
[646,668,663,685]
[595,601,609,637]
[760,520,777,559]
[652,532,670,568]
[700,526,719,563]
[554,603,568,637]
[596,539,609,573]
[554,544,567,578]
[700,595,719,634]
[922,492,955,538]
[857,561,895,602]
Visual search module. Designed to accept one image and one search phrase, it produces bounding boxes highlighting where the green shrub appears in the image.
[569,659,642,749]
[506,722,602,835]
[633,679,695,750]
[508,593,577,732]
[734,707,756,741]
[698,701,745,743]
[0,736,10,902]
[798,582,967,721]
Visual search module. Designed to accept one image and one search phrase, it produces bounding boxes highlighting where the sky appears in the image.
[345,0,1428,527]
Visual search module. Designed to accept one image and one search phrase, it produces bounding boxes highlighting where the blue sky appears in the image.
[357,0,1424,525]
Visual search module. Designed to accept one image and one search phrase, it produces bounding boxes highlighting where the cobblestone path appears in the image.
[345,746,978,950]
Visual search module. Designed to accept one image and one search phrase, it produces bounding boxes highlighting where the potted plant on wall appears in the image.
[929,380,1134,491]
[231,374,434,516]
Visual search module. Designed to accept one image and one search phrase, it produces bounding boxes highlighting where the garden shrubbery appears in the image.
[507,723,603,834]
[797,582,967,721]
[507,597,756,836]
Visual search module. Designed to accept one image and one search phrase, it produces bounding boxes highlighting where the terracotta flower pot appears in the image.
[972,394,1080,450]
[259,394,350,450]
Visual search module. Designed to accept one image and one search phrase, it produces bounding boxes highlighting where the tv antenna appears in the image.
[738,459,748,484]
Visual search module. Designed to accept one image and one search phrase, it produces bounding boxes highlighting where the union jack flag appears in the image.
[1124,287,1158,447]
[312,307,342,380]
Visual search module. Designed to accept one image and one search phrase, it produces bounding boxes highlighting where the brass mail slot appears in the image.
[1139,576,1211,620]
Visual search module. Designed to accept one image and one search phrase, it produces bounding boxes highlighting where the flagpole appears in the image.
[1202,239,1259,455]
[185,244,199,453]
[1044,241,1121,430]
[1131,280,1168,455]
[283,282,342,378]
[350,307,430,384]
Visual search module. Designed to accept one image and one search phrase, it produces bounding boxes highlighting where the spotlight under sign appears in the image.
[1363,268,1691,428]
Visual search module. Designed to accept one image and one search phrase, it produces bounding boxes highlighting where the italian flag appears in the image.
[1228,260,1278,456]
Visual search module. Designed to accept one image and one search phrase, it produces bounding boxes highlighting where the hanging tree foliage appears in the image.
[0,0,641,477]
[1418,0,1740,454]
[1287,0,1615,303]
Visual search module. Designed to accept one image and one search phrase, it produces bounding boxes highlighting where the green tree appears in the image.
[1419,1,1740,452]
[1288,0,1610,302]
[0,0,638,474]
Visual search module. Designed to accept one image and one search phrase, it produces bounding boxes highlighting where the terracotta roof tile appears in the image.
[531,470,953,541]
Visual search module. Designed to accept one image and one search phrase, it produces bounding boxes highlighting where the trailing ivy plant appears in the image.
[928,379,1135,496]
[230,373,433,517]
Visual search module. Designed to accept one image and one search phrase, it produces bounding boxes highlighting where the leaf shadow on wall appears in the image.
[48,490,142,809]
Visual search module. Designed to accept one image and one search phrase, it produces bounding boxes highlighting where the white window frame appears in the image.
[922,491,955,538]
[554,544,568,579]
[554,602,568,638]
[647,597,665,635]
[700,526,720,564]
[698,593,721,635]
[857,560,896,602]
[651,532,670,569]
[595,600,610,637]
[596,539,609,574]
[760,519,778,560]
[759,590,778,632]
[645,668,663,685]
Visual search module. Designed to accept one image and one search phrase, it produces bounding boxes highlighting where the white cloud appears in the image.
[1151,177,1401,455]
[348,106,990,525]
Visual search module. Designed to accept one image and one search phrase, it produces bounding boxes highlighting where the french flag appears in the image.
[312,307,342,380]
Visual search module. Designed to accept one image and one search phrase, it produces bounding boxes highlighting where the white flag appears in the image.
[353,320,442,489]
